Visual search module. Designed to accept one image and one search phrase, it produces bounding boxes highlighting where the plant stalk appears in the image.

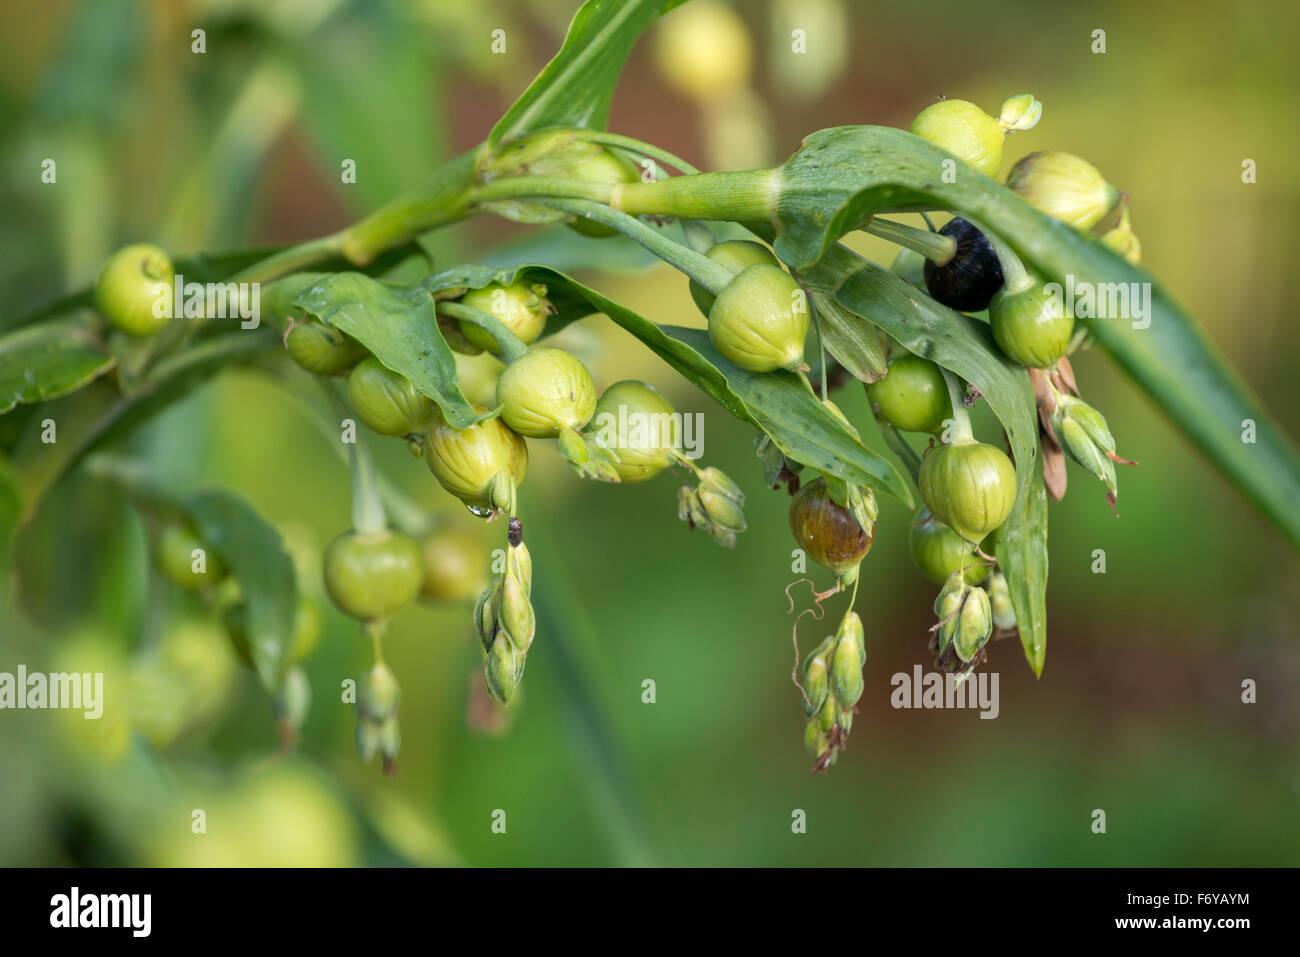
[939,368,974,442]
[436,301,529,363]
[864,217,956,264]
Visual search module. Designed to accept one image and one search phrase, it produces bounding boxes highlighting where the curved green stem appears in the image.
[436,301,529,363]
[366,620,387,666]
[864,218,956,264]
[538,198,735,294]
[321,380,386,535]
[939,368,974,443]
[567,129,702,175]
[340,150,479,265]
[668,448,706,479]
[230,232,347,284]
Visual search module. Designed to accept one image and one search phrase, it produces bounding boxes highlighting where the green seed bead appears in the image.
[322,529,423,622]
[910,99,1004,177]
[347,357,435,437]
[496,348,597,438]
[866,354,952,434]
[817,693,838,733]
[989,280,1074,369]
[909,510,988,585]
[839,610,866,661]
[95,243,174,336]
[919,441,1017,543]
[804,719,829,759]
[418,525,487,602]
[1006,151,1119,231]
[689,240,780,315]
[707,264,808,373]
[475,580,502,653]
[156,524,226,590]
[589,380,678,483]
[458,281,552,354]
[286,321,368,375]
[424,406,529,512]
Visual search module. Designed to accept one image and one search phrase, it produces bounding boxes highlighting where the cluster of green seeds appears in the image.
[84,89,1147,776]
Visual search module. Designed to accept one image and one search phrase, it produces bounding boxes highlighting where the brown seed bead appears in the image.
[788,479,873,575]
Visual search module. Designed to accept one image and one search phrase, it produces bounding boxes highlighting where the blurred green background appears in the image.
[1,0,1298,866]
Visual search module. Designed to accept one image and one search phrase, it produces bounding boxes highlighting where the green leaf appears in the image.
[802,244,1046,672]
[997,472,1049,676]
[0,316,115,414]
[664,326,911,503]
[489,0,686,146]
[808,289,888,384]
[293,272,486,428]
[10,331,276,528]
[184,489,298,692]
[773,124,1300,548]
[422,262,910,502]
[78,455,300,692]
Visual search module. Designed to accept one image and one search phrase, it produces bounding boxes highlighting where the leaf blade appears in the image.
[294,272,485,428]
[0,317,115,414]
[489,0,685,146]
[184,489,298,692]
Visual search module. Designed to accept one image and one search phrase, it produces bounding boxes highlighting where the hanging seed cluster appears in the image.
[86,69,1157,778]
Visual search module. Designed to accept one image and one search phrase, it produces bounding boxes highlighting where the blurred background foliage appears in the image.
[1,0,1298,866]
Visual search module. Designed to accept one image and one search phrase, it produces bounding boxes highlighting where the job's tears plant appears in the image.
[4,0,1299,775]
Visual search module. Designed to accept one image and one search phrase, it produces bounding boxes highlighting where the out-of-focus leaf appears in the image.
[489,0,687,146]
[31,0,142,129]
[83,455,299,693]
[293,5,442,212]
[185,489,297,692]
[0,316,115,413]
[10,331,277,527]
